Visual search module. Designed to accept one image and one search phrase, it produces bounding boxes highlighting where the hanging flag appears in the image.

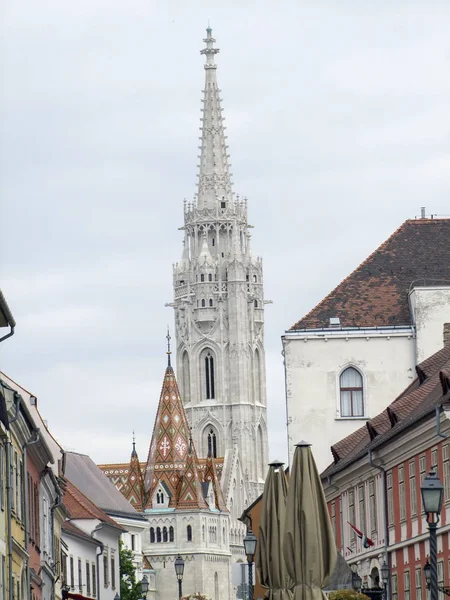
[347,522,375,548]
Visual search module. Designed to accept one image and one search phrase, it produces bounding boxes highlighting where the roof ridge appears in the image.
[290,220,408,330]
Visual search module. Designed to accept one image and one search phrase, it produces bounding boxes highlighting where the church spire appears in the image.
[197,26,233,210]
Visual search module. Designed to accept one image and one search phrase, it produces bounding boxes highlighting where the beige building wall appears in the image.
[409,286,450,362]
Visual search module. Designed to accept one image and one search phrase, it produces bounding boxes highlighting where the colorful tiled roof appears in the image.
[291,219,450,330]
[63,479,124,530]
[322,343,450,478]
[121,442,145,511]
[144,365,210,510]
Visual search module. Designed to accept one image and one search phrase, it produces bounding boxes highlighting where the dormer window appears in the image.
[156,490,164,504]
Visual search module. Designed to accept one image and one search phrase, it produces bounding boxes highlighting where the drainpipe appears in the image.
[92,524,105,600]
[0,290,15,344]
[368,449,391,600]
[23,429,41,600]
[7,393,21,600]
[49,470,63,600]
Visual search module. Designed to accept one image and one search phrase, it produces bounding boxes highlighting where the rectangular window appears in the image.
[391,574,398,600]
[410,461,417,516]
[444,446,450,503]
[404,571,410,600]
[420,455,426,482]
[369,479,377,534]
[415,567,422,600]
[359,484,366,532]
[61,551,67,586]
[0,446,4,510]
[103,554,108,587]
[14,453,19,517]
[348,489,356,541]
[432,448,438,469]
[131,534,135,551]
[86,562,91,596]
[70,556,74,589]
[19,460,24,521]
[398,466,406,521]
[438,561,444,600]
[387,472,394,526]
[78,558,82,593]
[92,563,97,598]
[111,556,116,590]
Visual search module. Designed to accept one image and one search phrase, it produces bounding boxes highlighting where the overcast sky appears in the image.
[1,1,449,467]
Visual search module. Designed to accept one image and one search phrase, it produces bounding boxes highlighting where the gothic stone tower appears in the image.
[171,27,269,503]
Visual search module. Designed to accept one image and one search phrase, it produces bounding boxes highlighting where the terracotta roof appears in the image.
[291,218,450,330]
[63,479,124,530]
[322,343,450,478]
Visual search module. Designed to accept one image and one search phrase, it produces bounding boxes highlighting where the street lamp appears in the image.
[352,571,362,591]
[424,559,450,596]
[114,594,120,600]
[175,555,185,600]
[380,560,389,600]
[141,575,149,600]
[243,528,257,600]
[421,471,444,600]
[61,584,70,600]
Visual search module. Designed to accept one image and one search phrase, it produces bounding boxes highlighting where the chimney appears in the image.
[444,323,450,347]
[420,207,426,218]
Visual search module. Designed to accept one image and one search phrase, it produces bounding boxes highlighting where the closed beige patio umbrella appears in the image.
[283,442,337,600]
[256,459,293,600]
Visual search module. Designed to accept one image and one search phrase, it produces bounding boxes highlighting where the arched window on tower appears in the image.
[163,527,168,542]
[204,351,215,399]
[169,526,174,542]
[340,367,364,417]
[150,528,155,543]
[156,527,161,543]
[201,299,206,308]
[187,525,192,542]
[208,429,217,458]
[208,273,213,281]
[209,298,213,307]
[201,274,205,282]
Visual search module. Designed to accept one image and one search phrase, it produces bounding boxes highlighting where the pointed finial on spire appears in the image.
[201,24,219,69]
[166,326,172,367]
[189,427,193,454]
[131,430,137,457]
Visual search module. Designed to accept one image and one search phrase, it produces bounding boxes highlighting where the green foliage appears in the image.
[328,591,371,600]
[119,540,142,600]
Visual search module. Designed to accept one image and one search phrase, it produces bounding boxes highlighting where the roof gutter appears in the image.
[0,290,16,344]
[92,524,105,600]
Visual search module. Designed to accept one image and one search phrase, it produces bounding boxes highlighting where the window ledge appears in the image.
[335,416,368,421]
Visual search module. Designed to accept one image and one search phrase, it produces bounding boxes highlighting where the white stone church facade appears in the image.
[99,27,269,600]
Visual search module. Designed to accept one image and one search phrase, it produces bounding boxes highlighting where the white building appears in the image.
[61,479,123,599]
[282,217,450,472]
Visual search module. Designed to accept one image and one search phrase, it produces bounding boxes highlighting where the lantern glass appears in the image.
[175,555,185,580]
[141,575,149,595]
[424,560,431,586]
[243,529,257,559]
[421,471,444,517]
[352,572,362,591]
[380,560,389,584]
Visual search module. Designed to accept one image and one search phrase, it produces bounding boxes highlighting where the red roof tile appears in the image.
[291,219,450,330]
[63,480,124,530]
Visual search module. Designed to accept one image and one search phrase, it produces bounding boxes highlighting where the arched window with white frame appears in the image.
[340,367,364,417]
